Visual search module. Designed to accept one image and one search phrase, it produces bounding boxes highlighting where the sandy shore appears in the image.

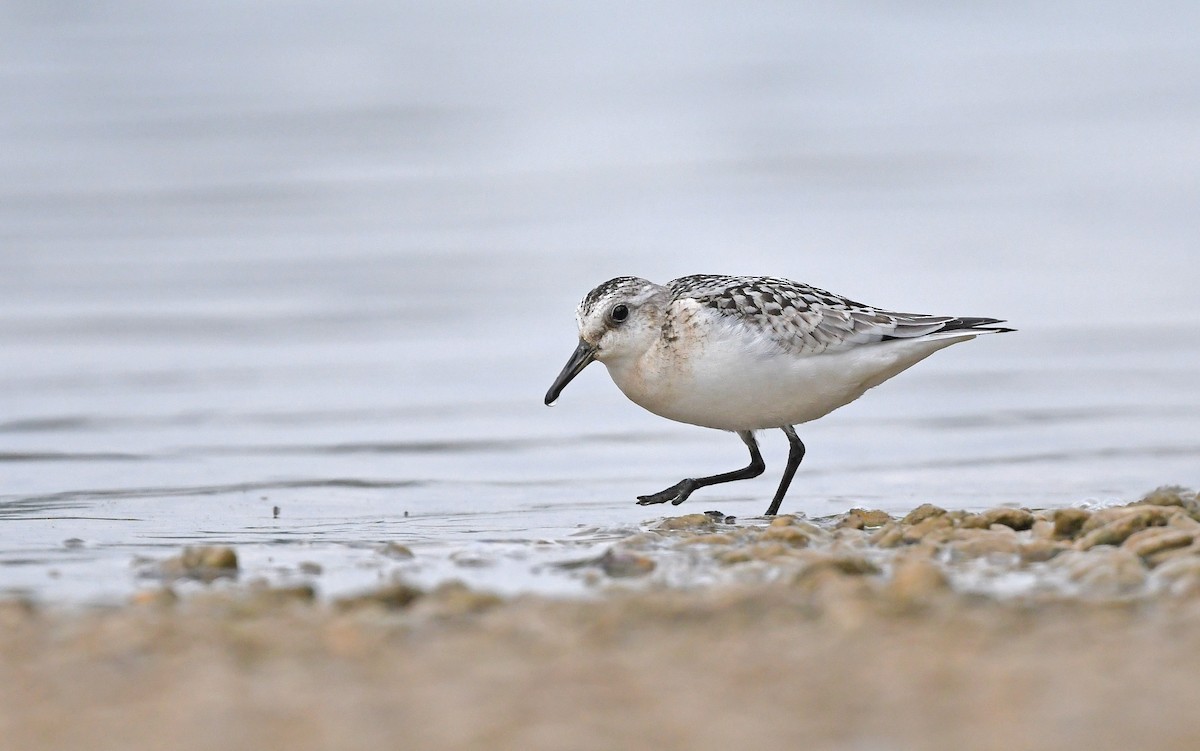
[6,490,1200,751]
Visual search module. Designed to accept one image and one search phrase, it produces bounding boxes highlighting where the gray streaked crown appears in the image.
[578,276,652,319]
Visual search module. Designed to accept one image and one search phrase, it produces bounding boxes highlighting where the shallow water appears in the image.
[2,1,1198,603]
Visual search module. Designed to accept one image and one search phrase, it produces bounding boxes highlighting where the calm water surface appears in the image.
[2,2,1198,603]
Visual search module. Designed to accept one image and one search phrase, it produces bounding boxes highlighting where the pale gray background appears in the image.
[1,1,1197,601]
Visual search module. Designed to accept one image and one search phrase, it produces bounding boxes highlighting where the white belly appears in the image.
[606,327,974,431]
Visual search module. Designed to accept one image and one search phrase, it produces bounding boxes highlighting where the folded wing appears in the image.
[669,274,1012,356]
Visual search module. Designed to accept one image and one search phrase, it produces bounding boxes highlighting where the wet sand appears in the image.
[6,490,1200,751]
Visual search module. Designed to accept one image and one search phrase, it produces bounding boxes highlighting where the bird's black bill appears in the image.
[544,340,598,406]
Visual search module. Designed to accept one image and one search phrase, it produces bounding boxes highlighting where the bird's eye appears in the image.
[610,304,629,323]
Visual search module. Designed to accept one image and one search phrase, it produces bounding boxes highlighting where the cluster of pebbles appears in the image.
[123,487,1200,610]
[591,486,1200,602]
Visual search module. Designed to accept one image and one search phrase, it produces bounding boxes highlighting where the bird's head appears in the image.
[544,277,670,405]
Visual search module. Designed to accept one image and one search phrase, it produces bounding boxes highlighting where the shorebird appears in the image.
[544,274,1012,516]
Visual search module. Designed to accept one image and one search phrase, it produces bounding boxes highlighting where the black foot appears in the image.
[636,479,697,506]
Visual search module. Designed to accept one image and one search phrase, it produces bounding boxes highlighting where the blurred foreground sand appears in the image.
[4,585,1200,751]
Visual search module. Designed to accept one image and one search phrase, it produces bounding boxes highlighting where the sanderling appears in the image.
[545,274,1013,516]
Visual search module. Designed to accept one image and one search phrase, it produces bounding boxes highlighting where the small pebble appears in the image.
[246,584,317,606]
[1122,528,1194,559]
[1053,508,1091,539]
[1135,486,1195,509]
[655,514,716,532]
[553,548,656,577]
[838,508,892,530]
[336,582,424,611]
[150,546,239,582]
[976,507,1035,531]
[1020,539,1068,563]
[1029,520,1056,540]
[945,530,1021,561]
[1079,505,1175,536]
[1144,543,1200,569]
[1076,509,1171,550]
[598,549,656,578]
[870,523,905,549]
[901,515,953,544]
[379,542,415,560]
[760,525,812,547]
[901,503,946,526]
[417,582,504,616]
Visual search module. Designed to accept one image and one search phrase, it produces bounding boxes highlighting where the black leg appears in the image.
[637,430,766,507]
[764,425,805,516]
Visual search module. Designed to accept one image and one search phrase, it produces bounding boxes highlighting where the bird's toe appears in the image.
[636,480,694,506]
[636,492,673,506]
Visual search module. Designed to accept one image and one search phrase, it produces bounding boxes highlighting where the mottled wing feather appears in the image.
[667,274,998,355]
